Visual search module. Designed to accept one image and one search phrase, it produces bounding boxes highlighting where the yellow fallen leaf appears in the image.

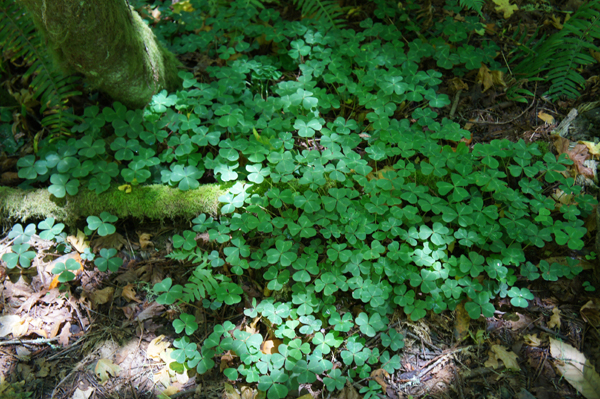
[548,307,561,329]
[538,111,555,124]
[523,334,541,347]
[12,317,30,337]
[118,184,132,194]
[579,141,600,156]
[147,335,171,360]
[550,337,600,399]
[493,0,518,18]
[67,230,89,253]
[486,344,520,371]
[225,383,241,399]
[172,0,195,14]
[95,358,121,384]
[260,338,282,355]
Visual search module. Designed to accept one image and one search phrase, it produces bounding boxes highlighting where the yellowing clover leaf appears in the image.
[493,0,518,18]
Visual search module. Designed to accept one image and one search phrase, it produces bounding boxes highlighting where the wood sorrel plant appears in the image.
[11,1,597,397]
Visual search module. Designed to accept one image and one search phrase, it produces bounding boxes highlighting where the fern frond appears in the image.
[0,0,81,136]
[459,0,484,16]
[292,0,345,29]
[509,0,600,100]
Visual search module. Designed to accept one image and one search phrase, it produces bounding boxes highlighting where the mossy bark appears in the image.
[20,0,182,109]
[0,184,227,226]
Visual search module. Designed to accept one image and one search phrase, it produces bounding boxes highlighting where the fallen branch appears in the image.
[0,183,228,225]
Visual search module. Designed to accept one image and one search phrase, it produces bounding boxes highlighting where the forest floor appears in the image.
[2,1,600,399]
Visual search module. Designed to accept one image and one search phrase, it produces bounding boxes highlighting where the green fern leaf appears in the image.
[292,0,345,28]
[0,0,81,135]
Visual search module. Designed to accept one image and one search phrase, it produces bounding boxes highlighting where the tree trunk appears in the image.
[20,0,182,109]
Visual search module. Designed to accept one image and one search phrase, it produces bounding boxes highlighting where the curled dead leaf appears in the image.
[371,368,389,394]
[137,232,154,249]
[224,383,241,399]
[581,299,600,327]
[260,338,282,355]
[121,284,141,303]
[453,301,471,342]
[87,287,115,307]
[67,230,89,253]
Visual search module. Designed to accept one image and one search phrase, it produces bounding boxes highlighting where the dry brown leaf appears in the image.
[447,77,468,93]
[31,329,48,339]
[12,317,30,337]
[550,337,600,399]
[538,111,555,124]
[224,383,241,399]
[67,230,89,253]
[135,302,165,322]
[147,335,170,360]
[72,386,94,399]
[161,385,181,397]
[371,369,389,394]
[486,344,520,371]
[59,322,71,346]
[260,339,282,355]
[581,299,600,327]
[241,386,257,399]
[568,144,595,177]
[220,350,237,372]
[121,284,141,303]
[579,141,600,157]
[91,233,126,253]
[0,315,21,337]
[88,287,115,307]
[137,232,154,249]
[95,358,121,384]
[476,64,494,92]
[367,165,395,182]
[337,381,360,399]
[548,307,562,329]
[453,301,471,342]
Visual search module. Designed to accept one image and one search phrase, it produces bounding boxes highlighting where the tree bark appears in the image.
[20,0,182,109]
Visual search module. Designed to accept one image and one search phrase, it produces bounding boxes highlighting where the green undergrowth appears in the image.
[2,0,599,397]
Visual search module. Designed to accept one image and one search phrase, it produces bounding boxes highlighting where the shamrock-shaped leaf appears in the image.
[2,243,36,269]
[173,313,199,335]
[87,212,118,236]
[94,248,123,272]
[507,287,534,308]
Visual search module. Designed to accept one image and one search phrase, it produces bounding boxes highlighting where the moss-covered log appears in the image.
[20,0,182,108]
[0,184,227,226]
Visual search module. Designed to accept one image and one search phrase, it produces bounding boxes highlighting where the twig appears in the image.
[405,331,441,353]
[449,90,462,119]
[0,337,59,346]
[467,99,535,125]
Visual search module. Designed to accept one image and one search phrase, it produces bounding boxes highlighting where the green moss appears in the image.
[0,183,228,226]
